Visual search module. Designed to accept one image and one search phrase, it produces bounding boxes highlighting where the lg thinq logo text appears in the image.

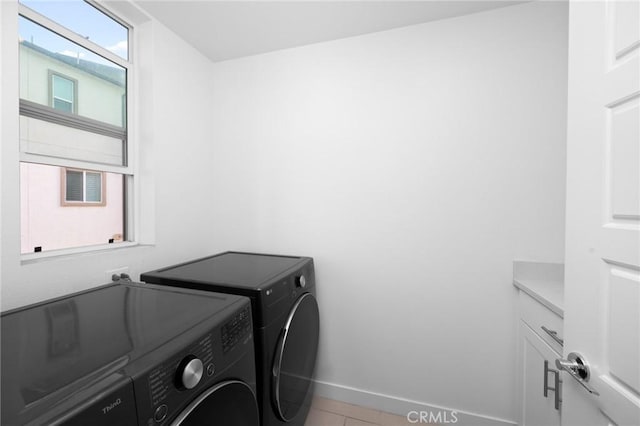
[102,398,122,415]
[407,410,459,424]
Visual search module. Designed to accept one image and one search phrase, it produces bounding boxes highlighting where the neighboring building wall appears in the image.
[20,162,123,253]
[19,43,125,127]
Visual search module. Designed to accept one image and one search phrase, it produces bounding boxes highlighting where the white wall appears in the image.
[1,1,219,311]
[209,2,568,423]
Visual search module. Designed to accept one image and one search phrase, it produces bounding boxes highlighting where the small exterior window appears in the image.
[50,72,77,113]
[61,168,106,206]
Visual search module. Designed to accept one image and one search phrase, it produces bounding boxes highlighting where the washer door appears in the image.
[170,380,259,426]
[272,293,320,422]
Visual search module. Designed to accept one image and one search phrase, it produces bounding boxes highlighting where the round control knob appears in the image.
[177,356,203,390]
[295,275,306,288]
[154,404,168,423]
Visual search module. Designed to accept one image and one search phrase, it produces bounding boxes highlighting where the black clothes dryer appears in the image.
[142,251,320,426]
[1,282,259,426]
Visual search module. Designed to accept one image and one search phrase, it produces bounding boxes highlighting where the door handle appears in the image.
[544,360,561,410]
[555,352,600,396]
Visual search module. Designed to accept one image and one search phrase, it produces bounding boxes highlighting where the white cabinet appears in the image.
[517,290,564,426]
[520,321,561,426]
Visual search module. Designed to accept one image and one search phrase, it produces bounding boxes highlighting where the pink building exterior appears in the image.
[20,163,123,253]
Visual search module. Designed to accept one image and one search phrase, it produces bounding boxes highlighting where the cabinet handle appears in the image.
[541,326,564,346]
[544,360,561,410]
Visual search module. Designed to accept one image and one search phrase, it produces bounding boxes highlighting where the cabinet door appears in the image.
[520,322,562,426]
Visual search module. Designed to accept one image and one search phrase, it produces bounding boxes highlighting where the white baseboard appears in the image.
[312,380,517,426]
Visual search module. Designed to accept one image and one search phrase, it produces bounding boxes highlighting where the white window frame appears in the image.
[49,71,78,114]
[19,1,136,259]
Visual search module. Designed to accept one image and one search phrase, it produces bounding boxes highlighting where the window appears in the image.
[62,169,105,205]
[18,1,132,255]
[19,0,129,60]
[50,72,77,113]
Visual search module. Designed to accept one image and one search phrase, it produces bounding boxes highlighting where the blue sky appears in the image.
[19,0,128,62]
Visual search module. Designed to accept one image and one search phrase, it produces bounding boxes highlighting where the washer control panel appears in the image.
[148,333,214,407]
[221,306,251,354]
[136,303,254,425]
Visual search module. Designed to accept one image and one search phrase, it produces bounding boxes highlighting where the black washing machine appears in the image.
[141,251,320,426]
[1,282,259,426]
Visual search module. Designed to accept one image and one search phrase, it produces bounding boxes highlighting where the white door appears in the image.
[563,0,640,425]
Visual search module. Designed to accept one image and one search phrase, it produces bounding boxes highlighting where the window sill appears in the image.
[21,241,150,265]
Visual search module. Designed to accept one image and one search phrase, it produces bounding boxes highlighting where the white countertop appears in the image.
[512,260,564,317]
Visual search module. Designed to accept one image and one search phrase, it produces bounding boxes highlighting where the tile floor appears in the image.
[305,396,433,426]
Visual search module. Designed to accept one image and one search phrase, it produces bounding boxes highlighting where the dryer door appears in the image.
[170,380,259,426]
[272,292,320,422]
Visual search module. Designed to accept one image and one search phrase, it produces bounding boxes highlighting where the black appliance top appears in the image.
[142,252,309,289]
[1,282,245,425]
